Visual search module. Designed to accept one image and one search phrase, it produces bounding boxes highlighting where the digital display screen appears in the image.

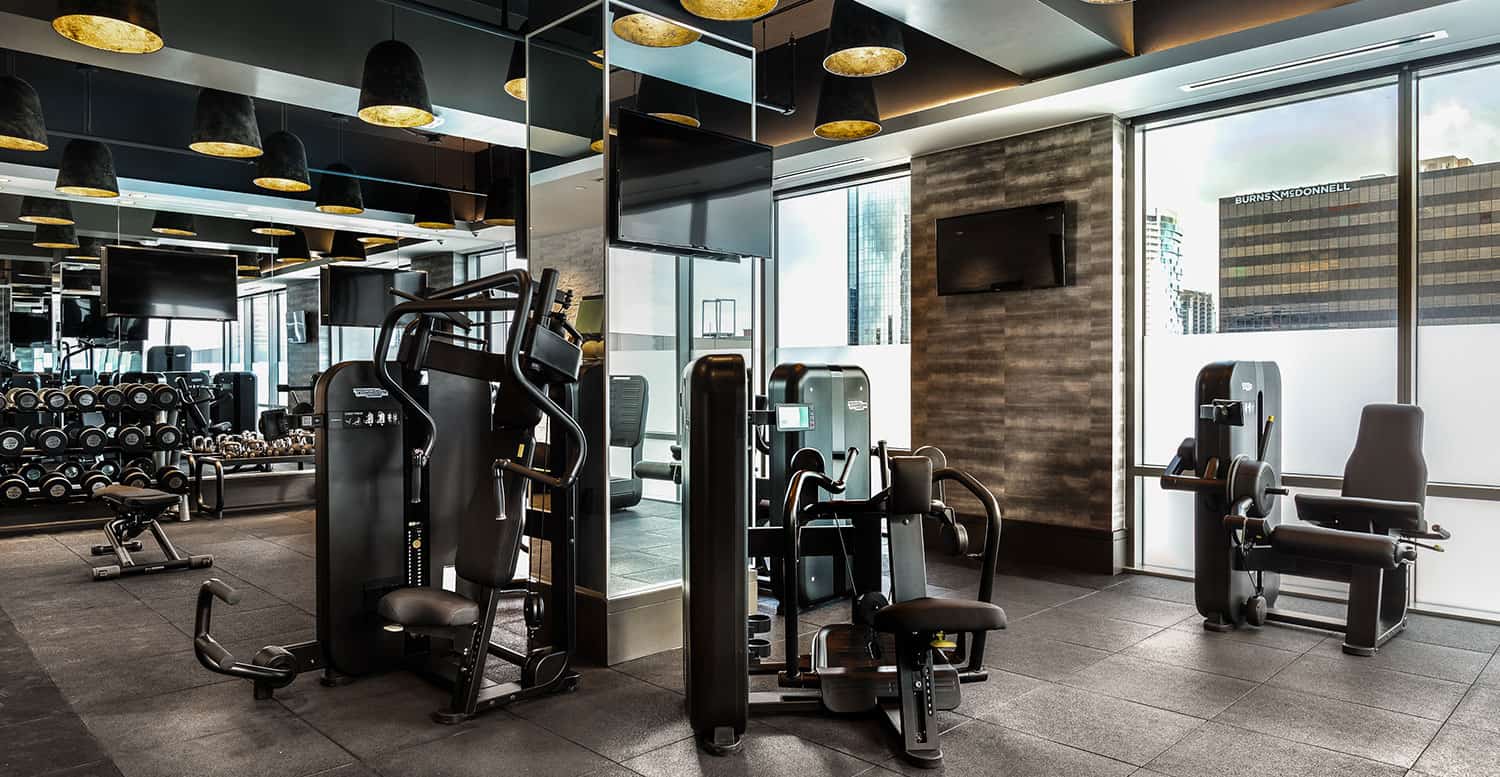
[321,266,427,327]
[936,201,1068,295]
[776,404,813,432]
[102,245,239,321]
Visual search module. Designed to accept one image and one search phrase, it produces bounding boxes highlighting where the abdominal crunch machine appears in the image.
[1160,361,1450,655]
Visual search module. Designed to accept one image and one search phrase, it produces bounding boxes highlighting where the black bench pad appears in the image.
[874,597,1007,634]
[97,485,179,511]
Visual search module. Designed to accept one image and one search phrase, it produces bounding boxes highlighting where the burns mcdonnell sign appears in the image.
[1232,181,1353,205]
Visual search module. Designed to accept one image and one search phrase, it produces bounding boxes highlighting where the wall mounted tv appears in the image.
[612,109,773,259]
[320,266,427,327]
[102,245,239,321]
[935,201,1069,295]
[8,312,51,345]
[61,296,149,340]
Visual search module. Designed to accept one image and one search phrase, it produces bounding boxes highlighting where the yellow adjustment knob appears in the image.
[930,632,956,650]
[411,539,422,549]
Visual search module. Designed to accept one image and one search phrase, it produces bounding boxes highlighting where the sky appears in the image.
[1142,61,1500,295]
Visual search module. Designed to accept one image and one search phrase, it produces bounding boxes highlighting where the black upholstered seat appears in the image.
[1292,404,1429,535]
[873,597,1007,634]
[97,485,179,511]
[377,588,481,629]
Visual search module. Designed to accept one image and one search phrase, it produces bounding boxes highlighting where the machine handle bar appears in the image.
[193,579,296,683]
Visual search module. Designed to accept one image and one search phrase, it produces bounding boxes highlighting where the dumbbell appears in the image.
[0,471,28,504]
[18,461,47,486]
[56,459,85,483]
[65,386,100,411]
[119,460,153,488]
[155,465,189,494]
[115,425,149,452]
[0,393,8,413]
[39,388,70,413]
[149,383,179,411]
[151,424,183,450]
[121,384,154,412]
[70,424,108,452]
[96,385,125,411]
[6,387,40,412]
[0,428,26,458]
[39,470,73,502]
[30,426,69,455]
[96,459,121,482]
[80,468,112,494]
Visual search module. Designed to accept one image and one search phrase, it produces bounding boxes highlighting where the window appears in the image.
[776,174,912,447]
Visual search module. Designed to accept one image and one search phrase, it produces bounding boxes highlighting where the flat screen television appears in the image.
[9,312,51,345]
[102,245,239,320]
[320,266,427,327]
[613,109,772,259]
[60,296,149,340]
[935,202,1068,295]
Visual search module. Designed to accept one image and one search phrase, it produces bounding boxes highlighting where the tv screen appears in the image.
[9,312,50,345]
[936,202,1068,295]
[614,109,772,259]
[62,267,100,293]
[320,266,427,327]
[61,297,150,340]
[102,245,239,320]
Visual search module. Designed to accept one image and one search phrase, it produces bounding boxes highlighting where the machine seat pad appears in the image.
[1294,494,1426,534]
[873,597,1007,634]
[377,588,481,628]
[96,485,179,511]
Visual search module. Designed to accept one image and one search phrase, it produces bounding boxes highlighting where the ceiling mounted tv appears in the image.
[321,265,427,327]
[936,202,1069,295]
[613,109,773,259]
[102,245,239,321]
[62,296,148,340]
[8,312,51,346]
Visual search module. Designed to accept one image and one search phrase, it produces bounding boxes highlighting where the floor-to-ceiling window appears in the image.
[228,290,287,409]
[1132,53,1500,621]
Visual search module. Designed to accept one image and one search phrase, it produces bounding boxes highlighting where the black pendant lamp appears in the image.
[638,76,700,127]
[19,196,74,226]
[52,0,164,55]
[504,41,526,101]
[328,231,367,261]
[358,11,434,128]
[276,229,314,264]
[190,89,262,158]
[612,12,701,48]
[823,0,906,77]
[235,253,261,272]
[151,211,196,236]
[357,232,397,247]
[680,0,777,21]
[317,164,365,215]
[814,73,881,141]
[34,224,80,249]
[251,222,296,237]
[481,148,517,226]
[55,138,119,197]
[255,111,311,192]
[0,74,48,152]
[414,187,455,230]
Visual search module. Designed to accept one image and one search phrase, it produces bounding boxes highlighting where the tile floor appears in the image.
[2,508,1499,777]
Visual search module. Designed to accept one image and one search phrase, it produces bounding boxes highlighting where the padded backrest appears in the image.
[1343,403,1427,506]
[609,375,648,448]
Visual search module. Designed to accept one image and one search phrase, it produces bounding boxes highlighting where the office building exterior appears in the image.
[846,178,912,345]
[1179,289,1217,334]
[1144,208,1186,334]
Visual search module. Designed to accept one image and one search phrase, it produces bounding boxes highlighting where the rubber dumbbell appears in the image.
[0,393,8,413]
[96,459,121,481]
[115,425,149,452]
[80,469,112,494]
[121,384,154,412]
[0,428,26,458]
[56,459,85,483]
[72,425,107,452]
[65,386,100,411]
[155,465,189,494]
[119,464,152,488]
[149,383,179,410]
[39,388,70,413]
[6,388,40,412]
[18,461,47,486]
[151,424,183,450]
[96,385,125,411]
[39,471,73,502]
[0,473,28,504]
[30,426,69,455]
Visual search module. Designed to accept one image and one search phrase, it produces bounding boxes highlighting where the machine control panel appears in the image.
[338,409,401,428]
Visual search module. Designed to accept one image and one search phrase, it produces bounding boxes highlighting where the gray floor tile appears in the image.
[949,669,1049,720]
[26,619,188,670]
[991,574,1097,608]
[1214,685,1440,768]
[623,725,873,777]
[1107,575,1196,605]
[0,712,112,777]
[372,715,614,777]
[1309,636,1491,684]
[1147,721,1406,777]
[1125,629,1300,682]
[1277,595,1350,619]
[1476,654,1500,687]
[1061,654,1257,719]
[46,645,236,708]
[1447,685,1500,735]
[0,665,74,727]
[35,761,125,777]
[509,668,694,761]
[614,645,686,694]
[109,712,351,777]
[1401,614,1500,654]
[984,684,1202,766]
[985,630,1112,681]
[77,680,293,756]
[275,671,478,760]
[880,718,1136,777]
[757,711,918,763]
[1267,654,1469,720]
[1411,723,1500,777]
[1014,608,1163,652]
[1167,616,1329,653]
[161,602,310,643]
[1055,591,1199,627]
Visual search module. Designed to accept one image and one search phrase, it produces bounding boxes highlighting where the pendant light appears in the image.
[316,124,364,214]
[235,253,261,272]
[255,106,311,192]
[0,65,48,152]
[504,41,526,101]
[328,231,367,261]
[638,76,700,127]
[357,233,398,247]
[52,0,164,55]
[358,8,435,128]
[612,12,701,48]
[823,0,906,77]
[189,89,262,158]
[55,69,119,198]
[34,224,80,249]
[681,0,777,21]
[150,211,196,236]
[813,73,881,140]
[276,229,313,264]
[252,222,296,237]
[413,139,454,229]
[481,147,517,226]
[19,196,74,226]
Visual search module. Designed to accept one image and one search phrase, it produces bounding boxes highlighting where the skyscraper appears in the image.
[1179,289,1217,334]
[845,177,912,345]
[1143,208,1186,335]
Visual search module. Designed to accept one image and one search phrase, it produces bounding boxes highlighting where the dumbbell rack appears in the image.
[0,383,193,509]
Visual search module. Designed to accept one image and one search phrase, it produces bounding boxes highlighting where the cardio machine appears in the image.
[1161,361,1451,655]
[193,268,588,721]
[680,354,1006,768]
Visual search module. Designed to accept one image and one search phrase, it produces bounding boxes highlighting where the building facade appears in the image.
[1219,157,1500,331]
[846,177,912,345]
[1143,208,1186,335]
[1179,289,1217,334]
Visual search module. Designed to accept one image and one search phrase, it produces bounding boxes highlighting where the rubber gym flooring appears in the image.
[2,508,1499,777]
